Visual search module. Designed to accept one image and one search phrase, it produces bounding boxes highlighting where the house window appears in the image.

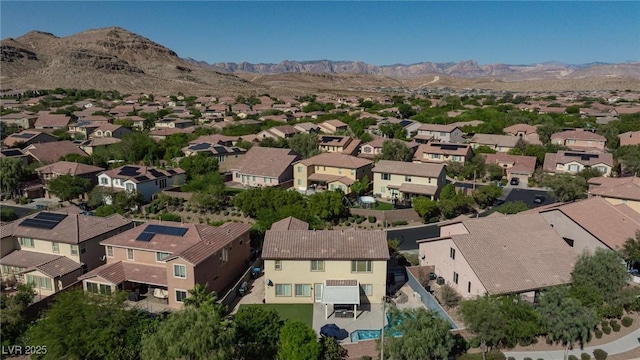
[52,242,59,254]
[80,243,86,254]
[27,275,52,290]
[106,246,113,257]
[126,183,134,191]
[275,260,282,271]
[19,237,34,247]
[467,281,471,293]
[100,177,108,185]
[127,249,134,260]
[338,168,342,174]
[295,284,312,297]
[361,284,373,296]
[275,284,292,297]
[176,290,188,302]
[440,132,447,137]
[380,187,386,193]
[297,166,303,173]
[568,164,579,172]
[156,252,170,261]
[563,237,575,247]
[364,147,371,153]
[450,248,455,260]
[381,173,391,180]
[174,264,187,279]
[220,248,229,264]
[596,166,607,173]
[405,176,412,182]
[453,272,459,284]
[311,260,324,271]
[71,245,78,256]
[297,179,302,185]
[432,154,441,159]
[351,260,372,273]
[351,169,355,176]
[87,282,112,295]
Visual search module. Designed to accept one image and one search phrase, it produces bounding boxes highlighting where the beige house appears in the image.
[359,139,419,160]
[413,142,473,164]
[415,124,464,143]
[503,124,541,145]
[482,153,537,181]
[0,211,133,298]
[618,131,640,147]
[79,221,251,309]
[231,147,300,188]
[543,151,613,177]
[318,119,349,134]
[155,118,193,129]
[372,160,446,201]
[257,125,300,140]
[418,214,576,300]
[36,161,105,197]
[262,225,389,317]
[293,153,373,194]
[588,177,640,213]
[318,135,362,156]
[469,134,522,153]
[551,129,606,151]
[3,130,58,148]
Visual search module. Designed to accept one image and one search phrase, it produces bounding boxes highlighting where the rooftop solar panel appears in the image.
[145,224,188,237]
[399,120,412,127]
[136,232,155,242]
[148,169,164,178]
[14,133,35,139]
[1,149,24,156]
[35,212,68,222]
[188,143,211,151]
[19,218,57,230]
[118,166,140,176]
[167,169,177,175]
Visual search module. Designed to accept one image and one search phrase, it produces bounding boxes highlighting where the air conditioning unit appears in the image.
[436,276,445,285]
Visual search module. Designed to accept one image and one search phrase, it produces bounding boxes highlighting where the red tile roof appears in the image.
[551,129,606,142]
[36,256,82,278]
[23,141,88,164]
[296,153,372,169]
[373,160,445,178]
[482,153,537,173]
[270,217,310,231]
[231,147,300,178]
[36,161,105,176]
[588,177,640,201]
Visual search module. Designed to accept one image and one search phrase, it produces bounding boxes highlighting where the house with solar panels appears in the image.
[0,211,133,298]
[2,130,58,148]
[181,142,247,163]
[79,221,251,309]
[415,124,465,144]
[97,165,186,202]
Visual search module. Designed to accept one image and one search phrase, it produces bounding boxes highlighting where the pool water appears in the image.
[349,315,402,343]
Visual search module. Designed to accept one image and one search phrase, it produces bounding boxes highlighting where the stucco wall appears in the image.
[539,210,608,254]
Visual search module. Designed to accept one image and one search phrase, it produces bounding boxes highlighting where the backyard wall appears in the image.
[405,266,458,329]
[349,208,422,223]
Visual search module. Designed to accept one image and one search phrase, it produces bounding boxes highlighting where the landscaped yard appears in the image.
[240,303,313,327]
[373,201,394,211]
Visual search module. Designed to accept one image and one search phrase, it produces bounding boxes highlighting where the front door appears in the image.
[314,283,323,302]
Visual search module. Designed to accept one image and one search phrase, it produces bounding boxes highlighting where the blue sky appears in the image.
[2,1,639,66]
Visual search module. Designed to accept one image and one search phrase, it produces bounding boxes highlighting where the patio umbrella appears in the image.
[320,324,343,338]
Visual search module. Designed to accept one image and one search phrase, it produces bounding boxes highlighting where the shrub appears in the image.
[594,329,603,339]
[508,358,516,360]
[438,283,462,308]
[457,351,506,360]
[223,210,229,216]
[581,353,591,360]
[469,337,480,348]
[609,319,618,327]
[593,349,607,360]
[546,337,553,345]
[368,216,376,223]
[602,326,611,334]
[360,357,372,360]
[600,320,608,327]
[612,322,621,332]
[159,212,182,222]
[568,356,579,360]
[622,316,633,327]
[392,219,408,226]
[524,358,533,360]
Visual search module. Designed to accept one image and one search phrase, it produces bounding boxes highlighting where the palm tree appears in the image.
[183,283,225,315]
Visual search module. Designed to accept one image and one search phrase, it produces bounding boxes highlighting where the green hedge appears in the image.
[594,329,603,339]
[581,353,591,360]
[593,349,607,360]
[612,322,621,332]
[622,316,634,327]
[602,326,611,335]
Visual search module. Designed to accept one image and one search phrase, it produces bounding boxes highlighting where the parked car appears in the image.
[510,177,520,186]
[534,195,546,204]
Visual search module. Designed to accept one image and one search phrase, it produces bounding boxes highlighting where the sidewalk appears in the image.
[504,328,640,360]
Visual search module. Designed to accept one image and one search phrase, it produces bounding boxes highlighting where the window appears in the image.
[127,248,134,260]
[275,260,282,271]
[275,284,292,297]
[432,154,441,159]
[19,237,34,247]
[351,169,355,176]
[453,272,459,284]
[156,252,170,261]
[27,275,52,290]
[467,281,471,293]
[450,248,455,259]
[364,147,371,153]
[100,177,108,185]
[86,282,98,293]
[220,248,229,264]
[80,243,86,254]
[338,168,342,174]
[596,166,607,173]
[297,166,303,173]
[351,260,372,273]
[176,290,187,302]
[106,246,113,257]
[568,164,579,172]
[173,264,187,279]
[52,242,59,254]
[297,179,302,186]
[71,245,78,256]
[380,187,386,193]
[404,176,412,182]
[86,282,112,295]
[126,183,134,191]
[311,260,324,271]
[295,284,312,297]
[381,173,391,180]
[361,284,373,296]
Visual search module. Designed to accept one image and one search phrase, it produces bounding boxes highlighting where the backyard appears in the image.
[239,303,313,327]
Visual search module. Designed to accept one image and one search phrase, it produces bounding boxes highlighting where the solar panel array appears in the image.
[1,149,24,156]
[134,175,150,181]
[14,133,35,139]
[148,169,164,178]
[437,144,465,150]
[188,143,211,151]
[118,166,140,176]
[19,212,68,230]
[399,120,412,128]
[135,224,188,241]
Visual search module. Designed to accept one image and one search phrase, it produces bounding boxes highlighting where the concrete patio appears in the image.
[312,302,386,344]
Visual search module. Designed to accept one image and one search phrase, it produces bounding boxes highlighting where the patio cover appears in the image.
[323,280,360,319]
[398,183,438,196]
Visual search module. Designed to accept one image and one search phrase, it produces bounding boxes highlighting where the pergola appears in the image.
[322,279,360,319]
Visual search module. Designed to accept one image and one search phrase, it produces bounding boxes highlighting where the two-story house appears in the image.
[413,143,473,164]
[414,124,464,144]
[587,176,640,213]
[36,161,105,198]
[372,160,446,202]
[97,165,186,202]
[262,224,390,318]
[91,123,132,139]
[231,147,300,188]
[0,211,133,298]
[257,125,300,140]
[34,113,71,130]
[79,221,251,309]
[469,134,522,153]
[503,124,541,145]
[317,135,362,156]
[481,153,537,182]
[543,151,614,177]
[155,118,194,129]
[293,153,373,194]
[551,129,606,152]
[318,120,349,134]
[359,139,419,160]
[3,130,58,149]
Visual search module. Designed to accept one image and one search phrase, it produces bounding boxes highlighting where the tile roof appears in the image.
[80,137,121,147]
[470,134,521,148]
[551,129,606,141]
[588,177,640,201]
[35,113,70,127]
[296,153,373,169]
[3,130,57,148]
[414,142,472,157]
[23,141,88,164]
[417,124,459,133]
[372,160,445,178]
[397,183,439,196]
[188,134,239,145]
[318,135,352,147]
[36,256,82,278]
[503,124,539,135]
[168,222,252,265]
[100,165,185,183]
[482,153,537,173]
[231,147,300,178]
[270,217,310,231]
[80,261,170,287]
[0,250,61,269]
[262,230,390,260]
[36,161,105,176]
[440,214,576,295]
[1,220,17,239]
[619,131,640,147]
[543,151,614,173]
[78,261,126,284]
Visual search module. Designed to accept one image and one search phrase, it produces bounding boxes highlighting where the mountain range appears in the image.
[2,26,639,96]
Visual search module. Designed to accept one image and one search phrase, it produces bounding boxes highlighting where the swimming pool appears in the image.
[349,315,402,343]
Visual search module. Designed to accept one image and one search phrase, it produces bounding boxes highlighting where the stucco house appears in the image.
[543,151,613,177]
[97,165,186,202]
[469,134,522,153]
[359,139,419,160]
[481,153,537,182]
[318,120,349,134]
[3,130,58,148]
[262,224,389,317]
[618,131,640,147]
[502,124,541,145]
[293,153,373,194]
[414,124,464,144]
[551,129,606,151]
[317,135,362,156]
[588,177,640,213]
[413,143,473,164]
[36,161,105,198]
[372,160,446,201]
[79,221,251,309]
[417,214,576,300]
[231,147,300,188]
[257,125,300,140]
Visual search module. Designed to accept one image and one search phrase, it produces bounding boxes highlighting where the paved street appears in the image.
[387,223,440,251]
[502,187,557,209]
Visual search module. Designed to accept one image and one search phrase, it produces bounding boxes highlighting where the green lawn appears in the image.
[373,201,394,211]
[240,304,313,327]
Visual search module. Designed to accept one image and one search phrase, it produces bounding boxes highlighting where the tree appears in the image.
[412,196,440,223]
[179,153,219,181]
[540,174,587,202]
[385,307,454,360]
[620,231,640,265]
[320,336,348,360]
[289,133,320,159]
[499,295,543,347]
[473,145,498,154]
[537,123,562,145]
[0,207,17,221]
[495,201,529,214]
[378,140,413,162]
[398,104,416,119]
[277,320,321,360]
[1,284,35,347]
[458,295,506,360]
[439,184,457,201]
[537,286,598,360]
[141,307,234,360]
[616,145,640,176]
[47,174,91,202]
[308,190,347,222]
[259,137,289,148]
[577,167,604,181]
[472,184,503,209]
[0,158,25,198]
[350,175,370,196]
[234,306,284,360]
[485,164,505,181]
[182,283,222,313]
[571,248,630,306]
